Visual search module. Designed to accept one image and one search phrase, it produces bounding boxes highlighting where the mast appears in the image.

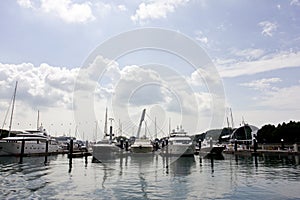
[230,108,234,128]
[37,110,40,130]
[168,117,171,134]
[136,109,146,139]
[8,81,18,137]
[104,107,108,138]
[155,117,157,139]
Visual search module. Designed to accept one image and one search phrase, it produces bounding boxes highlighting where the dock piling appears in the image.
[19,140,25,163]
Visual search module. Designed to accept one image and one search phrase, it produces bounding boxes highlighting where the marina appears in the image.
[0,153,299,199]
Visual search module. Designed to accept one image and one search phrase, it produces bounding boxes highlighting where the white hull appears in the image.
[165,144,194,156]
[0,140,60,156]
[131,138,153,154]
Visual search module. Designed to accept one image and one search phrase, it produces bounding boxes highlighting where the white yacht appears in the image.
[0,126,60,156]
[199,137,225,155]
[130,109,154,154]
[92,108,122,162]
[130,136,153,154]
[165,126,195,157]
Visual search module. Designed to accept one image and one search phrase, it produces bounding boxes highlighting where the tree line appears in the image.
[256,121,300,143]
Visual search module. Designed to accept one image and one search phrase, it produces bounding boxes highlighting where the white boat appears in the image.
[199,137,225,155]
[165,126,195,157]
[92,108,122,162]
[130,137,153,154]
[0,127,60,156]
[130,109,154,154]
[0,82,60,156]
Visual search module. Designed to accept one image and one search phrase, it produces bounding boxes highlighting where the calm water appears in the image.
[0,153,299,200]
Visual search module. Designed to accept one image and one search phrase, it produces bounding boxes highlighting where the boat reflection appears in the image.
[166,156,196,176]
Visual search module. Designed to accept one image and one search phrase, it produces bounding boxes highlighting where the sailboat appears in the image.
[0,82,60,156]
[92,108,122,162]
[130,109,154,154]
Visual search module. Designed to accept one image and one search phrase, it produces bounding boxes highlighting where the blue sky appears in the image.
[0,0,300,140]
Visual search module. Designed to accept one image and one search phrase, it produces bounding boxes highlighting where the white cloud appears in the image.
[240,78,282,91]
[258,21,277,37]
[118,4,127,12]
[231,48,265,60]
[17,0,95,24]
[290,0,300,6]
[0,62,78,109]
[131,0,189,24]
[40,0,95,23]
[17,0,34,8]
[218,51,300,78]
[195,31,208,44]
[259,85,300,110]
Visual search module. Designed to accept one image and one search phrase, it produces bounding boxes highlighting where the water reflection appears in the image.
[168,156,196,176]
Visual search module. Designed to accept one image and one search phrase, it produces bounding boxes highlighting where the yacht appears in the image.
[130,136,153,154]
[130,109,154,154]
[0,126,60,156]
[92,108,122,162]
[199,137,225,155]
[164,126,194,157]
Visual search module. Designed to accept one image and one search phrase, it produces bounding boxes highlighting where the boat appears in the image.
[199,137,225,155]
[130,136,154,154]
[0,82,60,156]
[0,126,60,156]
[92,108,122,162]
[130,109,154,154]
[164,126,195,157]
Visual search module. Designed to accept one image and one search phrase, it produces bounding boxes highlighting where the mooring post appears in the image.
[281,139,284,150]
[198,139,202,150]
[19,140,25,163]
[120,138,124,149]
[44,140,49,164]
[125,140,129,151]
[253,138,258,153]
[69,139,73,158]
[234,139,238,152]
[68,139,73,173]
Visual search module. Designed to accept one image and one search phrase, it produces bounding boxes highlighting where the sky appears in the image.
[0,0,300,140]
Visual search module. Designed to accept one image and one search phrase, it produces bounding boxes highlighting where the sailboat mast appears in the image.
[37,110,40,130]
[104,107,108,138]
[8,81,18,137]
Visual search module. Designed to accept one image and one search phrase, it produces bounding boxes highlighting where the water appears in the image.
[0,154,299,199]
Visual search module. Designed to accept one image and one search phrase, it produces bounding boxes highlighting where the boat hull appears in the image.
[0,140,60,156]
[92,144,122,161]
[130,146,153,154]
[200,146,225,155]
[163,145,195,157]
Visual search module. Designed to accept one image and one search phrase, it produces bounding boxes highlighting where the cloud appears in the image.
[17,0,95,24]
[231,48,265,60]
[217,51,300,78]
[240,78,282,91]
[258,21,277,37]
[0,62,78,109]
[258,85,300,110]
[131,0,189,24]
[290,0,300,6]
[118,4,127,12]
[195,31,208,44]
[17,0,34,8]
